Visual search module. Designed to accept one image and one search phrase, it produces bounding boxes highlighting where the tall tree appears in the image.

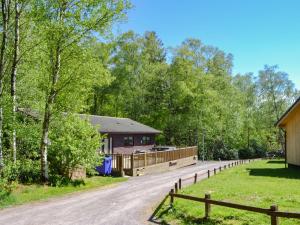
[10,0,20,163]
[257,65,299,151]
[36,0,130,181]
[0,0,11,168]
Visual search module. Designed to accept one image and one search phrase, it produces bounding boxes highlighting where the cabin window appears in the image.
[124,136,134,146]
[141,136,151,145]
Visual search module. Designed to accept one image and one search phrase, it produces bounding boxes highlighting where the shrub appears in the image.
[1,159,40,184]
[239,140,267,159]
[238,147,254,159]
[0,178,14,201]
[48,114,103,179]
[18,159,40,183]
[1,161,19,182]
[213,147,238,160]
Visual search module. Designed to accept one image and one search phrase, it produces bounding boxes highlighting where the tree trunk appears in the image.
[40,102,51,182]
[11,0,20,164]
[0,0,10,168]
[40,45,61,182]
[39,2,65,182]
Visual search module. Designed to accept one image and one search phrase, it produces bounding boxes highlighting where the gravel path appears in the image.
[0,161,234,225]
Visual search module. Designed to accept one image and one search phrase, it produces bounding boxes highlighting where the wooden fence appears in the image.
[169,159,300,225]
[109,146,197,176]
[176,160,249,189]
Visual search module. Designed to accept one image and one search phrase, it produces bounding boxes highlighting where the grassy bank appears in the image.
[156,160,300,225]
[0,176,127,209]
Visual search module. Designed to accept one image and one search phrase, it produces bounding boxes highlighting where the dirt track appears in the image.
[0,161,234,225]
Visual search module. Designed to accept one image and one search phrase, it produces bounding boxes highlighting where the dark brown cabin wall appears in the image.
[107,133,156,154]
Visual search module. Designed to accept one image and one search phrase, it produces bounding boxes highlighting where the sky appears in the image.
[114,0,300,89]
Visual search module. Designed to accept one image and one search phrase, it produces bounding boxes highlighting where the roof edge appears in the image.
[275,96,300,127]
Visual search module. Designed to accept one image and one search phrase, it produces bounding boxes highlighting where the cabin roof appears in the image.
[78,114,161,134]
[276,96,300,127]
[17,108,161,134]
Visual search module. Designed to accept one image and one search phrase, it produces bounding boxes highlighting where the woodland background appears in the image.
[0,0,298,187]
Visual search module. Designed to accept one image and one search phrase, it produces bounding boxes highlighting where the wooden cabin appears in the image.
[79,115,161,154]
[276,97,300,167]
[18,108,162,155]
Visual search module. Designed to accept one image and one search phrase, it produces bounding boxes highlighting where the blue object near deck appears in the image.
[96,156,112,175]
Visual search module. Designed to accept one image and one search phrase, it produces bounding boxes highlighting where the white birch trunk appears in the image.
[0,0,10,168]
[11,0,20,164]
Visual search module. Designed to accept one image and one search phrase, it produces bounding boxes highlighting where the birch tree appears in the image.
[0,0,11,168]
[10,0,20,163]
[36,0,130,181]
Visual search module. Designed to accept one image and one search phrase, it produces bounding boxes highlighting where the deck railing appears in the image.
[109,146,197,176]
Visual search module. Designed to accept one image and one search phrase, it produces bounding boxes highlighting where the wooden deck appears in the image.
[109,146,198,176]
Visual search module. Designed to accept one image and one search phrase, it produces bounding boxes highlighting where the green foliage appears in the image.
[0,0,298,188]
[1,161,19,182]
[238,140,267,159]
[18,160,40,183]
[0,178,14,201]
[16,116,41,160]
[91,32,298,159]
[1,159,40,184]
[48,114,102,179]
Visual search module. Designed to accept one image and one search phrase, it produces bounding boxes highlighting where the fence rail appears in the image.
[169,159,300,225]
[177,160,250,188]
[169,192,300,224]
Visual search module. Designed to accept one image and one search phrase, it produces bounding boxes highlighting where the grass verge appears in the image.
[0,176,127,209]
[155,160,300,225]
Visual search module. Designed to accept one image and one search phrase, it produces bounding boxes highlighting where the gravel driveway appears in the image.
[0,161,234,225]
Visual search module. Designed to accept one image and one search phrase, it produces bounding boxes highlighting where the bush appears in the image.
[213,147,238,160]
[0,178,13,201]
[48,174,85,187]
[18,160,40,183]
[48,174,71,187]
[1,161,19,182]
[238,148,254,159]
[48,114,102,179]
[1,160,40,184]
[239,140,267,159]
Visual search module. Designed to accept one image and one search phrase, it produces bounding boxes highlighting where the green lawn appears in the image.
[156,160,300,225]
[0,176,127,209]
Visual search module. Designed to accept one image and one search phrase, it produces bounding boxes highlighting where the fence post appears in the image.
[170,189,174,207]
[155,150,158,164]
[214,168,216,175]
[208,170,210,178]
[130,153,134,176]
[194,173,197,184]
[270,205,278,225]
[131,153,134,168]
[205,193,211,219]
[219,166,222,172]
[228,163,230,168]
[224,165,226,169]
[144,153,147,167]
[175,182,178,193]
[120,154,124,177]
[179,178,182,189]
